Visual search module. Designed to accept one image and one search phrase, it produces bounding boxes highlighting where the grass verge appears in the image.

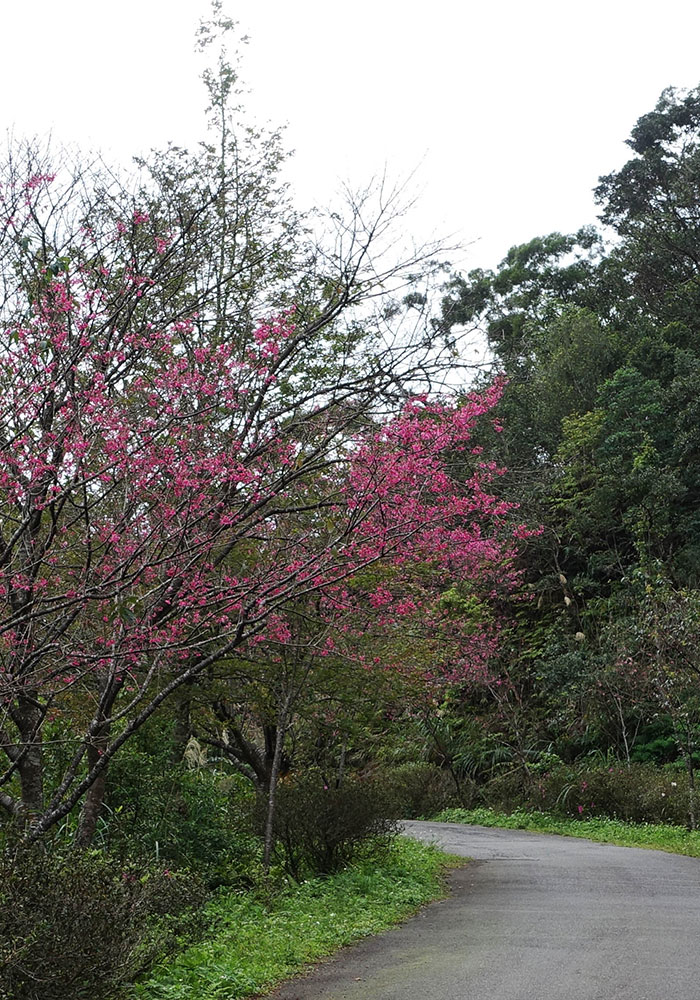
[434,806,700,857]
[129,837,458,1000]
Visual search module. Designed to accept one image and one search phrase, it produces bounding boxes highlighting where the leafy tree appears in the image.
[428,85,700,774]
[596,86,700,329]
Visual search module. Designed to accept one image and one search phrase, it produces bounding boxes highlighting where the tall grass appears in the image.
[130,837,458,1000]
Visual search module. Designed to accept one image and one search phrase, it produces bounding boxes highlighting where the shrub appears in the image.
[0,846,206,1000]
[378,763,464,817]
[478,760,696,827]
[262,771,400,877]
[479,767,535,812]
[538,762,693,825]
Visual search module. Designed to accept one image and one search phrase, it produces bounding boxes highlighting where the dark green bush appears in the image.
[378,763,464,817]
[478,768,536,812]
[263,771,400,877]
[0,847,206,1000]
[538,762,693,825]
[479,760,696,826]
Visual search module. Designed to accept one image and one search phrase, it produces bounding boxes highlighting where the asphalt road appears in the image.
[269,820,700,1000]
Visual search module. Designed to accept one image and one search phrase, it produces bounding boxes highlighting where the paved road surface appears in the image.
[269,820,700,1000]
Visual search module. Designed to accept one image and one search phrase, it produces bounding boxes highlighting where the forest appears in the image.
[2,11,700,999]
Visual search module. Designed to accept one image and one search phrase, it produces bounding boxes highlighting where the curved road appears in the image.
[270,820,700,999]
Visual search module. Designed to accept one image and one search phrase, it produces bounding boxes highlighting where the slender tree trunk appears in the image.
[75,679,121,847]
[15,697,44,830]
[614,694,632,766]
[263,693,293,874]
[75,727,111,847]
[449,764,470,807]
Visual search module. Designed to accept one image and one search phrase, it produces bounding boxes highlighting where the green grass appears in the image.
[129,837,457,1000]
[434,806,700,856]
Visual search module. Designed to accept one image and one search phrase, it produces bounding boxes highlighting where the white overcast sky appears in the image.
[2,0,700,272]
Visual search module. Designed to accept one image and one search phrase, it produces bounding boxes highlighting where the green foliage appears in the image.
[630,719,682,765]
[0,847,206,1000]
[596,86,700,325]
[428,85,700,778]
[259,770,400,877]
[473,760,694,826]
[130,837,455,1000]
[103,722,259,887]
[376,763,462,817]
[439,229,604,365]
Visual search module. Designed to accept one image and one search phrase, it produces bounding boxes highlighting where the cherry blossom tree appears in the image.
[0,152,523,845]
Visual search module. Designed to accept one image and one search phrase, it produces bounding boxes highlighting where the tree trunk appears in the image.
[263,694,293,874]
[75,679,121,847]
[449,764,470,807]
[15,697,44,830]
[613,693,632,766]
[75,732,110,847]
